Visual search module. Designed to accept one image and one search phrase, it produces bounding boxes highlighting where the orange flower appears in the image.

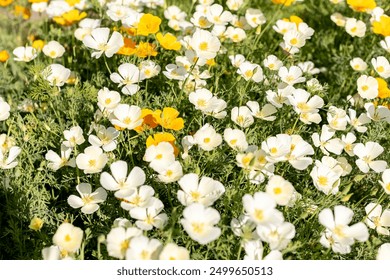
[271,0,296,6]
[346,0,376,12]
[0,50,10,63]
[155,108,184,131]
[136,42,157,58]
[32,39,45,51]
[376,78,390,99]
[134,109,160,132]
[372,15,390,37]
[117,37,137,56]
[120,26,137,36]
[13,5,31,20]
[137,14,161,36]
[0,0,13,7]
[156,32,181,51]
[53,9,87,26]
[146,132,179,157]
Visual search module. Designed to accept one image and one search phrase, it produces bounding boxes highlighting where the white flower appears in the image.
[310,164,341,195]
[243,192,284,227]
[357,75,378,99]
[223,128,248,152]
[106,4,132,22]
[377,243,390,260]
[265,175,295,206]
[100,161,145,197]
[287,135,314,170]
[226,0,244,11]
[327,106,348,131]
[110,104,143,130]
[346,108,370,133]
[266,85,295,108]
[154,160,183,183]
[245,8,266,28]
[126,235,162,260]
[193,124,222,151]
[263,55,283,71]
[159,243,190,260]
[144,142,175,171]
[180,203,221,245]
[0,146,21,169]
[43,64,71,87]
[229,54,246,68]
[42,41,65,58]
[341,133,357,156]
[83,27,124,58]
[371,56,390,78]
[0,98,10,121]
[350,57,367,71]
[177,173,225,206]
[162,64,187,80]
[52,223,83,254]
[246,101,277,121]
[110,63,144,95]
[257,221,295,250]
[97,87,121,111]
[190,29,221,60]
[42,245,68,260]
[380,37,390,53]
[130,198,168,231]
[364,203,390,235]
[379,169,390,194]
[74,18,101,41]
[278,66,306,86]
[237,61,264,82]
[45,145,76,171]
[63,125,85,148]
[231,106,254,128]
[106,226,142,259]
[330,12,346,27]
[319,205,369,254]
[67,183,107,214]
[13,46,37,62]
[231,215,258,240]
[88,125,119,152]
[345,18,366,37]
[353,141,387,173]
[206,4,232,26]
[119,185,155,211]
[364,102,390,122]
[243,240,283,260]
[76,146,108,174]
[311,125,344,155]
[139,60,161,79]
[288,89,323,124]
[164,5,187,21]
[189,88,217,112]
[261,134,291,163]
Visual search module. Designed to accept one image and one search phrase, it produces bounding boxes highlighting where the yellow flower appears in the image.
[29,217,44,231]
[0,50,10,62]
[53,9,87,26]
[206,58,216,66]
[156,32,181,51]
[376,78,390,99]
[0,0,13,7]
[146,132,179,157]
[271,0,296,6]
[117,37,137,56]
[136,42,158,58]
[372,15,390,37]
[28,0,48,3]
[283,15,303,26]
[134,109,160,133]
[137,14,161,36]
[155,107,184,131]
[346,0,376,12]
[32,39,45,51]
[65,0,80,6]
[13,5,31,20]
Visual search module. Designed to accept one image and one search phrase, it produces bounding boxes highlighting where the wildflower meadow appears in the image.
[0,0,390,261]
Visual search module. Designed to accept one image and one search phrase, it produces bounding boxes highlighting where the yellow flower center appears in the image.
[361,85,369,91]
[333,225,345,238]
[297,102,310,111]
[88,159,96,167]
[191,222,205,234]
[131,195,142,206]
[270,147,278,154]
[318,176,328,186]
[166,170,173,177]
[377,66,384,73]
[155,153,163,160]
[105,98,111,105]
[199,42,208,51]
[190,191,201,201]
[273,187,282,195]
[350,27,357,33]
[203,137,211,143]
[290,38,298,45]
[244,70,254,78]
[197,99,207,107]
[254,209,264,221]
[123,117,132,125]
[230,139,237,145]
[49,50,57,57]
[140,250,149,260]
[64,234,72,242]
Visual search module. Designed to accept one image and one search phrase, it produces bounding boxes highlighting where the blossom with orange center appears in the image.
[376,78,390,99]
[135,42,157,58]
[0,0,13,7]
[137,14,161,36]
[13,5,31,20]
[372,15,390,37]
[156,33,181,51]
[346,0,376,12]
[155,108,184,131]
[146,132,179,157]
[134,109,160,133]
[271,0,296,6]
[0,50,10,63]
[117,38,137,56]
[53,9,87,26]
